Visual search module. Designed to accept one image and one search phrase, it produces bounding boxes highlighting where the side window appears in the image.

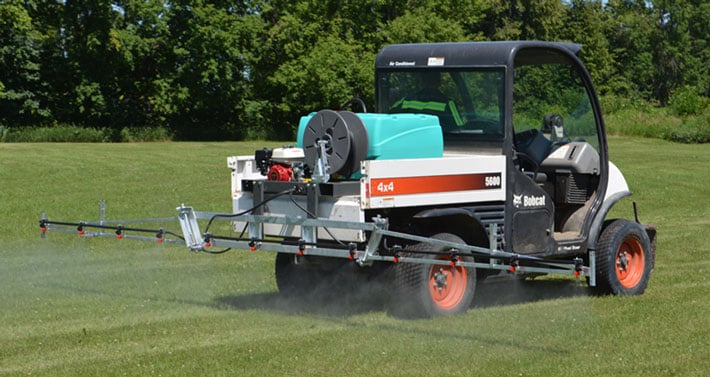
[461,71,504,124]
[513,63,599,151]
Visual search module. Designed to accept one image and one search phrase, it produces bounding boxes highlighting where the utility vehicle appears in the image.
[41,41,656,317]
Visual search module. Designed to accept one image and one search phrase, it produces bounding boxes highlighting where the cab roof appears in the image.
[375,41,582,69]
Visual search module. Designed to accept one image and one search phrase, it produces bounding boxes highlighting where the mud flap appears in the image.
[644,224,657,271]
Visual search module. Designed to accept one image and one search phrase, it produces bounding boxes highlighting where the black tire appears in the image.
[274,253,322,299]
[391,233,476,318]
[593,219,653,295]
[275,253,366,301]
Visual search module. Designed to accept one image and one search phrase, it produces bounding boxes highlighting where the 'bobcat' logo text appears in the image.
[513,194,545,208]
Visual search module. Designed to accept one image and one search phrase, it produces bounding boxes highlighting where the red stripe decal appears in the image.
[369,173,501,197]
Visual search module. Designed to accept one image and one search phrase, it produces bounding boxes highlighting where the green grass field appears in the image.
[1,138,708,376]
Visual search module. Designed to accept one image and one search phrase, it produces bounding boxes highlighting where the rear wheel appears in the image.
[593,219,653,295]
[391,233,476,318]
[275,253,370,303]
[275,253,322,299]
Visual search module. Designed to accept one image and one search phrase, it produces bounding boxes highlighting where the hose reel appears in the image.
[302,109,369,180]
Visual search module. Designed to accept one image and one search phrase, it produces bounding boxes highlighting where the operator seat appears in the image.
[514,128,552,174]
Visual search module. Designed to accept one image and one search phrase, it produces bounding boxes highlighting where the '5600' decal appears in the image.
[368,173,501,197]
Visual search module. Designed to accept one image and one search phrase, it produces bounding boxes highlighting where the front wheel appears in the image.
[593,219,653,295]
[391,233,476,318]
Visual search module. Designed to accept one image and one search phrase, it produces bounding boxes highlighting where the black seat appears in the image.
[514,128,552,169]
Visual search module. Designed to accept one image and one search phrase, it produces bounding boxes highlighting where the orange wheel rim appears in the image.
[428,258,468,310]
[615,236,645,289]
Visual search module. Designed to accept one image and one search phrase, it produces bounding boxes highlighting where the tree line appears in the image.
[1,0,707,140]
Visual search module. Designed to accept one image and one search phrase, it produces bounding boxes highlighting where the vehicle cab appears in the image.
[374,41,621,257]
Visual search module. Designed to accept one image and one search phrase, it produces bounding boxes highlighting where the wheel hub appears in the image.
[432,268,448,291]
[617,252,629,271]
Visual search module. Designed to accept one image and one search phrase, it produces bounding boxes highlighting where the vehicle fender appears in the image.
[588,161,632,249]
[604,161,630,202]
[412,208,489,246]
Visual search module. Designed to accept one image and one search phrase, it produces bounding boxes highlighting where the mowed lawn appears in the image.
[0,138,707,376]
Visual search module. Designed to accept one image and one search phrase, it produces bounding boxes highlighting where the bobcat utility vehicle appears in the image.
[40,41,656,318]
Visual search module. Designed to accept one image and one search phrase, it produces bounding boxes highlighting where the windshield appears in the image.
[377,69,505,141]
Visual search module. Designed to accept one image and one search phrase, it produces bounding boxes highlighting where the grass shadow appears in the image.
[215,274,591,317]
[215,286,390,317]
[473,274,592,309]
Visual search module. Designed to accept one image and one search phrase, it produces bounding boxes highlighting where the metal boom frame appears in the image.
[39,200,595,284]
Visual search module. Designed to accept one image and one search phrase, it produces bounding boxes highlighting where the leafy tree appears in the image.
[252,0,387,138]
[59,0,118,126]
[379,8,467,44]
[108,0,173,128]
[483,0,566,40]
[164,1,266,139]
[253,0,492,138]
[0,0,706,140]
[686,0,709,96]
[565,0,615,94]
[647,0,708,103]
[388,0,491,41]
[269,35,374,137]
[0,0,49,126]
[604,0,656,99]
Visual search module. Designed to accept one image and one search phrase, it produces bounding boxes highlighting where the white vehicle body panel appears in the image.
[360,155,506,209]
[229,154,506,242]
[605,161,631,201]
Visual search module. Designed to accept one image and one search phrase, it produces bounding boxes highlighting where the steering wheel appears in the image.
[514,151,542,180]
